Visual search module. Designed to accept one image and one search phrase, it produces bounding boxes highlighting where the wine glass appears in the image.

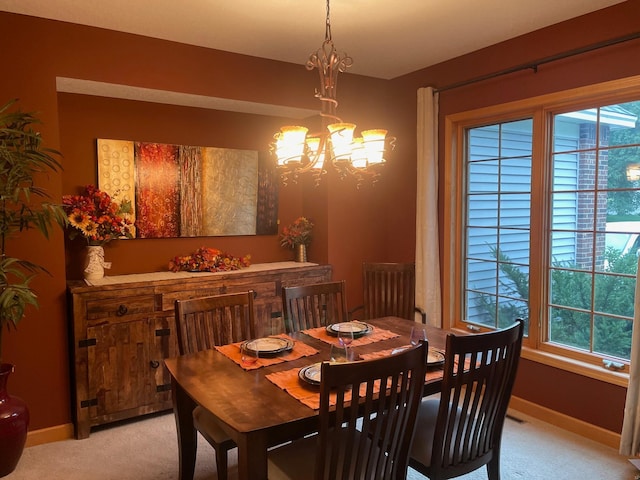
[337,324,355,348]
[269,316,284,337]
[240,342,259,367]
[329,343,350,363]
[410,326,428,347]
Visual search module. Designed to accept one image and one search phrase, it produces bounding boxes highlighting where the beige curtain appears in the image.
[620,256,640,456]
[415,87,441,327]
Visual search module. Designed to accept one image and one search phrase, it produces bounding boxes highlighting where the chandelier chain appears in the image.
[325,0,332,42]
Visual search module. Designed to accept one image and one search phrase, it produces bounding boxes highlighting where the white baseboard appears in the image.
[25,423,74,447]
[509,396,621,450]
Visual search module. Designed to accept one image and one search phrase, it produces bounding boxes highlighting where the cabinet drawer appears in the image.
[281,272,332,288]
[223,280,276,301]
[161,281,276,310]
[86,295,156,322]
[161,287,226,311]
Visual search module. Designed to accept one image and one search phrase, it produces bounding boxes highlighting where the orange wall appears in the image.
[388,1,640,434]
[0,11,400,431]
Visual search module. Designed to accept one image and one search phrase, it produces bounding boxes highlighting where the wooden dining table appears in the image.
[164,316,451,480]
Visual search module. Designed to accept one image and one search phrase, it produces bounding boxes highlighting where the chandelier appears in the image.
[271,0,395,187]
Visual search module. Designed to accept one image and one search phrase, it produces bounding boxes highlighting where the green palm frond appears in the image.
[0,98,64,363]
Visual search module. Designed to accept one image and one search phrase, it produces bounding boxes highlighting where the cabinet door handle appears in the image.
[149,360,160,369]
[116,305,128,316]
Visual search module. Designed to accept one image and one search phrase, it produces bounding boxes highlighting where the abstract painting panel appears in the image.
[97,139,137,237]
[134,142,180,238]
[202,147,258,236]
[97,139,278,238]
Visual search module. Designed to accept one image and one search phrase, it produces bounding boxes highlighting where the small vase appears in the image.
[295,244,307,263]
[84,244,111,282]
[0,364,29,477]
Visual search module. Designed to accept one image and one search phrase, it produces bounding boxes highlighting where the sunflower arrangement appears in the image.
[168,247,251,272]
[280,216,314,249]
[62,185,134,244]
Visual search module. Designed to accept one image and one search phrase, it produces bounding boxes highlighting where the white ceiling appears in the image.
[0,0,628,80]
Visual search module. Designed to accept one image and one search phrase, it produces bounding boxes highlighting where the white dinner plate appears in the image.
[326,321,373,338]
[241,337,294,356]
[298,362,322,386]
[391,346,445,367]
[427,348,445,366]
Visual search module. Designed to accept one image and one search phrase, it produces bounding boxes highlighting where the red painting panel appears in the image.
[135,142,180,238]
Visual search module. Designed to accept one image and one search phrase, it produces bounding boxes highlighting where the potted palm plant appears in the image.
[0,98,66,477]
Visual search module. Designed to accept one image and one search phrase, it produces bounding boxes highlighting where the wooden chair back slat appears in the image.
[174,291,256,355]
[362,263,423,322]
[282,280,348,332]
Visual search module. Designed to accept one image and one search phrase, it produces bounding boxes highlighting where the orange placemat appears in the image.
[302,324,399,346]
[359,346,445,383]
[360,346,473,383]
[266,367,377,410]
[215,334,319,370]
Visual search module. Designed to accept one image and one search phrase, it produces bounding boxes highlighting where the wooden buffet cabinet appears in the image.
[68,262,332,439]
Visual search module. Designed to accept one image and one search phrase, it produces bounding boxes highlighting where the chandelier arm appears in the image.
[296,134,330,176]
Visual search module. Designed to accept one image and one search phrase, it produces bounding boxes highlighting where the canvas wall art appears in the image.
[97,139,278,238]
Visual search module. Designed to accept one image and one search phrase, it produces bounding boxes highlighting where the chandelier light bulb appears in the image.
[305,137,325,170]
[351,137,367,168]
[362,129,388,165]
[627,163,640,182]
[327,123,356,161]
[276,126,308,166]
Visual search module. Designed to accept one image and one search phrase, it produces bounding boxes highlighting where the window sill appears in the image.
[521,346,629,388]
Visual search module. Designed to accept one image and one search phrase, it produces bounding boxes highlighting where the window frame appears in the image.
[442,75,640,387]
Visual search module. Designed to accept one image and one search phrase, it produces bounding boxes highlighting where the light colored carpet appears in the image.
[9,411,636,479]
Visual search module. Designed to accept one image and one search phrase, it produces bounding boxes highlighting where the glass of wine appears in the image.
[410,326,428,347]
[329,343,352,363]
[337,324,355,348]
[269,316,284,337]
[240,342,259,367]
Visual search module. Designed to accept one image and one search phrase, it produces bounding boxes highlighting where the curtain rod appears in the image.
[434,31,640,94]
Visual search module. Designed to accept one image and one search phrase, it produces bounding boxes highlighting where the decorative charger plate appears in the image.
[391,346,445,367]
[241,337,294,357]
[298,362,322,386]
[325,321,373,339]
[427,348,445,366]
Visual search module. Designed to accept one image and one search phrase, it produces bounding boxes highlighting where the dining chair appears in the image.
[350,262,427,323]
[174,291,256,480]
[268,340,429,480]
[281,280,348,332]
[408,319,524,480]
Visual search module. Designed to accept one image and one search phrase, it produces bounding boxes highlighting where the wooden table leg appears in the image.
[171,377,197,480]
[236,431,268,480]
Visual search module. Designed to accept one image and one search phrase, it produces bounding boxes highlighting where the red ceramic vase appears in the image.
[0,363,29,477]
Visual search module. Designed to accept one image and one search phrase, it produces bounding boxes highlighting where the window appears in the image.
[465,120,532,331]
[446,77,640,379]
